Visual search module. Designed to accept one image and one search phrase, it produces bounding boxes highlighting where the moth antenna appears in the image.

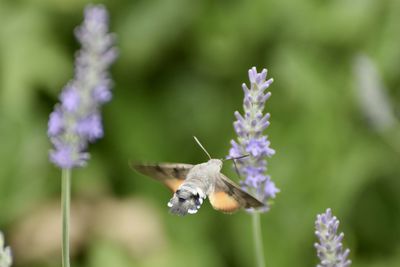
[223,154,250,161]
[193,136,212,160]
[232,159,241,179]
[223,154,249,180]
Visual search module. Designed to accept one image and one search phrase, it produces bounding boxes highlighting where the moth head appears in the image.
[207,159,223,172]
[168,188,205,216]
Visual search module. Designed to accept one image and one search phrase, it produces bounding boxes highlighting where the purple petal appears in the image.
[48,109,64,136]
[85,5,108,26]
[102,47,118,66]
[229,140,243,158]
[75,113,103,141]
[259,68,267,82]
[264,179,279,198]
[93,84,112,103]
[246,137,275,157]
[242,83,250,95]
[49,145,88,169]
[259,79,274,92]
[248,67,257,84]
[60,85,80,112]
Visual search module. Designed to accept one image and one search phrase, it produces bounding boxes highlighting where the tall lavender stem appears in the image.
[47,5,117,267]
[252,212,265,267]
[229,67,279,267]
[61,169,71,267]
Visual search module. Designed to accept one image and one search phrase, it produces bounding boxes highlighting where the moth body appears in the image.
[131,158,265,216]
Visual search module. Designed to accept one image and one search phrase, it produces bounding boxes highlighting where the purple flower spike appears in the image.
[228,67,278,211]
[48,4,117,169]
[315,209,352,267]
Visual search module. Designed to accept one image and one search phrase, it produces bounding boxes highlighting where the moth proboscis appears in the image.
[130,137,265,216]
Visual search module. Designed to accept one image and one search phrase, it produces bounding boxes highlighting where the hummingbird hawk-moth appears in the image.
[130,137,265,216]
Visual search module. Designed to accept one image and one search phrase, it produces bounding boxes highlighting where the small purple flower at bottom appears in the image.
[314,208,351,267]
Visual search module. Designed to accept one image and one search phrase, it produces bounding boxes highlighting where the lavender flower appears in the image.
[0,232,12,267]
[315,209,351,267]
[229,67,279,211]
[48,5,117,169]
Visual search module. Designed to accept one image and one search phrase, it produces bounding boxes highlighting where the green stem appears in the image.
[252,212,265,267]
[62,168,71,267]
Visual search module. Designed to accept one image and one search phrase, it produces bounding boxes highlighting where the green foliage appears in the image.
[0,0,399,266]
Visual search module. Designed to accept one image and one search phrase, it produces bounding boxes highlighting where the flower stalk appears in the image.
[61,168,71,267]
[229,67,278,267]
[252,212,265,267]
[47,5,117,267]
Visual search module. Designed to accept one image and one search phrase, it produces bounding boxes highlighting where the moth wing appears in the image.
[130,162,194,192]
[209,173,265,213]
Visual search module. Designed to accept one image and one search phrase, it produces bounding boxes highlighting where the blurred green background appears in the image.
[1,0,400,266]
